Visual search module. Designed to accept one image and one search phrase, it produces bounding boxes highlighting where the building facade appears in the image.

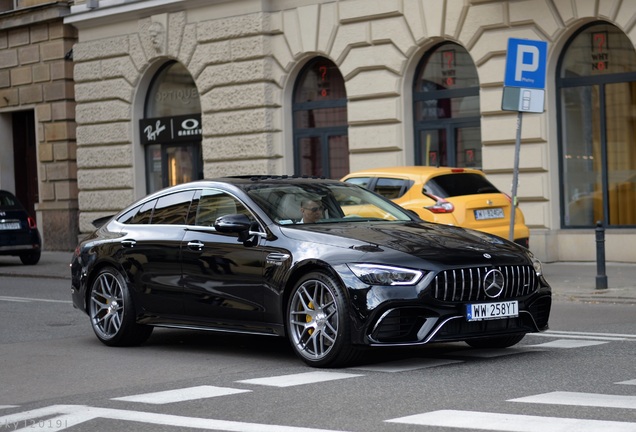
[61,0,635,263]
[0,0,77,251]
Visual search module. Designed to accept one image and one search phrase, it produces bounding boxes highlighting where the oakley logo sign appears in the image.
[483,269,505,298]
[139,114,202,145]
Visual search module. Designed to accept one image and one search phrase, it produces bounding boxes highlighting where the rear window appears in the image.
[424,173,499,198]
[0,192,20,209]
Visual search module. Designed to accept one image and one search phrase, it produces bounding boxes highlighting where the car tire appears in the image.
[287,271,359,368]
[465,333,525,349]
[19,251,40,265]
[88,267,153,347]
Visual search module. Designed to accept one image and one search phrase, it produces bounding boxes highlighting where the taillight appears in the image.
[425,201,454,213]
[27,216,37,229]
[424,193,454,213]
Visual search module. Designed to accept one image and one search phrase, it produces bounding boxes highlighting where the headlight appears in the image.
[532,257,543,275]
[527,252,543,275]
[347,264,424,286]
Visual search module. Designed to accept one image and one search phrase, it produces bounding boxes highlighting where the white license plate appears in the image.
[474,208,504,220]
[466,300,518,321]
[0,222,21,230]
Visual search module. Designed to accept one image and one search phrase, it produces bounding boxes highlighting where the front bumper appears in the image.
[342,264,552,346]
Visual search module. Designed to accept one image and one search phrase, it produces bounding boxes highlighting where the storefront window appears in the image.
[142,61,203,193]
[413,43,481,168]
[293,57,349,179]
[558,23,636,227]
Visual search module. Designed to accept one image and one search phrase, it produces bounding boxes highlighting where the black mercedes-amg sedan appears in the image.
[71,176,551,367]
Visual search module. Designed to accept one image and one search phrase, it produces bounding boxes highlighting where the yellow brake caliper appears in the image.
[306,301,314,335]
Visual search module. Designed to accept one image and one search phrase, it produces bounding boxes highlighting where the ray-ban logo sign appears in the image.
[140,114,202,145]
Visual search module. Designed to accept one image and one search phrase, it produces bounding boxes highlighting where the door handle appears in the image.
[121,239,136,248]
[187,240,205,251]
[267,252,290,263]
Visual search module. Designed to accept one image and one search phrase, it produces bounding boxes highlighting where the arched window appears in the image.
[292,57,349,179]
[557,23,636,227]
[413,43,481,168]
[141,61,203,194]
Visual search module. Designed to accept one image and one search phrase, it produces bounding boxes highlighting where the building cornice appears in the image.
[0,2,71,30]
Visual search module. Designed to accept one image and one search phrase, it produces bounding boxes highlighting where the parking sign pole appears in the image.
[509,111,522,242]
[502,38,547,244]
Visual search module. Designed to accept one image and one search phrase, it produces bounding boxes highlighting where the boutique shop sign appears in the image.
[140,114,202,145]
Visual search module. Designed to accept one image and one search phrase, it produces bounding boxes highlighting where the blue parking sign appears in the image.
[504,38,547,89]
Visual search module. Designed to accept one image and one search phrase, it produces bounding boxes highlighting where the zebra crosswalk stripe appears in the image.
[386,409,636,432]
[509,391,636,410]
[112,386,251,404]
[526,339,608,348]
[236,371,363,387]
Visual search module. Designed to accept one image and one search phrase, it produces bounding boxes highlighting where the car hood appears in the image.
[280,221,530,267]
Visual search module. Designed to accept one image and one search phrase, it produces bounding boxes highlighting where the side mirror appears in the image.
[214,213,252,233]
[214,214,257,243]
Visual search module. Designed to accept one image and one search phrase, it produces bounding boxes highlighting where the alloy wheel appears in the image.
[288,278,339,361]
[90,271,125,340]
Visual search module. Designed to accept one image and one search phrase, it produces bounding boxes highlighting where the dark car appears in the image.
[0,190,41,265]
[70,176,551,367]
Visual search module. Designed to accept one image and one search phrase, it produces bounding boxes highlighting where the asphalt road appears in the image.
[1,275,635,432]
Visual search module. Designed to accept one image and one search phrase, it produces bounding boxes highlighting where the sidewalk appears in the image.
[1,251,635,304]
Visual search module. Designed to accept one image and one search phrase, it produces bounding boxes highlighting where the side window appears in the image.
[194,190,250,227]
[117,204,141,224]
[130,199,156,224]
[151,191,195,225]
[344,177,371,189]
[374,178,408,199]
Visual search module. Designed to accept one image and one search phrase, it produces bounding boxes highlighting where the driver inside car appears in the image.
[299,199,324,224]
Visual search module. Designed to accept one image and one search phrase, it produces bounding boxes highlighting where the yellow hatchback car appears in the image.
[342,166,530,248]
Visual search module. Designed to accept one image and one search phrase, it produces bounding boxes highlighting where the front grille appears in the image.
[432,265,537,302]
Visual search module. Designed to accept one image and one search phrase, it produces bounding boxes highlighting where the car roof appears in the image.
[343,166,486,180]
[128,176,346,203]
[157,176,343,191]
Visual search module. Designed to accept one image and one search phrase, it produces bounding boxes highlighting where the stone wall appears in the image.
[0,4,78,251]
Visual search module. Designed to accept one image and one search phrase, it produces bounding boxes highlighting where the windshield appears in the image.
[246,182,415,225]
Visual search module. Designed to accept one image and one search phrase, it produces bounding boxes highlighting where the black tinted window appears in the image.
[195,190,250,227]
[151,191,194,225]
[0,192,20,208]
[117,205,141,224]
[424,173,499,198]
[130,199,156,224]
[373,178,411,199]
[344,177,371,188]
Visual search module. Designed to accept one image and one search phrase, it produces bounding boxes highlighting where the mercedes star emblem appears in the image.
[483,269,505,298]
